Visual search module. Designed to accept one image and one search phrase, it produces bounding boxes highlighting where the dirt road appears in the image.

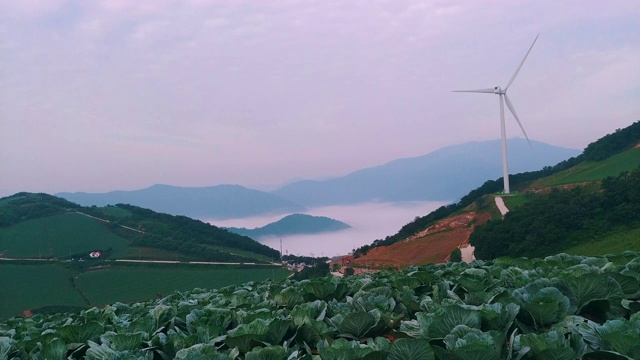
[494,196,510,217]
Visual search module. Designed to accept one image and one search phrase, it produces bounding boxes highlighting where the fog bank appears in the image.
[207,201,448,257]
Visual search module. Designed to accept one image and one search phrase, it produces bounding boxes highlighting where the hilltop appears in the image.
[225,213,350,238]
[349,121,640,268]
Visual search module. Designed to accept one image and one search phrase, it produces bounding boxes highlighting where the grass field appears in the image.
[564,226,640,256]
[99,205,133,218]
[0,262,290,319]
[501,194,527,210]
[77,264,289,306]
[0,220,50,258]
[0,213,129,258]
[205,245,275,262]
[121,246,200,261]
[537,147,640,187]
[0,263,86,319]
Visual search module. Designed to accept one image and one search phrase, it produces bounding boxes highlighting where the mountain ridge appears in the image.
[56,138,579,219]
[272,138,580,206]
[57,184,305,220]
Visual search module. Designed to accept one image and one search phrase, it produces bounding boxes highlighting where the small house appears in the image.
[89,251,101,259]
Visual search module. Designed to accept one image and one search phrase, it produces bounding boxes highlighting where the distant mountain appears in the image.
[56,139,580,217]
[226,214,351,238]
[57,184,305,220]
[271,138,581,206]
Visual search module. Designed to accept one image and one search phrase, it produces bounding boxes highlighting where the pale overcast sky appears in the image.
[1,0,639,196]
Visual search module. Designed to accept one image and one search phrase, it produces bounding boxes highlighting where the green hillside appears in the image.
[0,193,279,263]
[467,121,640,259]
[354,120,640,259]
[536,146,640,187]
[0,213,129,258]
[0,193,289,319]
[470,165,640,259]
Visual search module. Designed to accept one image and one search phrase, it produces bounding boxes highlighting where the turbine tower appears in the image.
[454,34,539,194]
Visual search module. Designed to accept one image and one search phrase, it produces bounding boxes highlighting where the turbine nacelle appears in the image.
[493,86,504,94]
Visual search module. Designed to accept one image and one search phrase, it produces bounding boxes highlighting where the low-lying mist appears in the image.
[206,201,448,257]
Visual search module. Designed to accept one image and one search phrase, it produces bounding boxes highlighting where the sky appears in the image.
[1,0,639,196]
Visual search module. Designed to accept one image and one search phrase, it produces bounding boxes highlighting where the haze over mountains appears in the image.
[57,184,305,220]
[273,139,580,206]
[57,138,579,218]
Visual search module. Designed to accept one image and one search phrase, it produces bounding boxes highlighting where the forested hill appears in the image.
[354,120,640,258]
[470,166,640,259]
[0,193,280,262]
[225,214,350,238]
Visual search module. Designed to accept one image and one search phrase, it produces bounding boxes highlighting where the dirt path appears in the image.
[494,196,509,217]
[75,211,145,233]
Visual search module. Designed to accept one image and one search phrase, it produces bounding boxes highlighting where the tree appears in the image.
[449,248,462,262]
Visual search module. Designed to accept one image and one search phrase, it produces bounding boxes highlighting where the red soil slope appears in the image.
[351,211,491,268]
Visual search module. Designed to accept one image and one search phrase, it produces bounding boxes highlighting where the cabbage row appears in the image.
[1,252,640,359]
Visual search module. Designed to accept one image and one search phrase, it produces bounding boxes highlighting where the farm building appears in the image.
[89,251,101,258]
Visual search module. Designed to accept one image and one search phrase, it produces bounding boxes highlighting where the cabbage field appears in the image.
[1,252,639,359]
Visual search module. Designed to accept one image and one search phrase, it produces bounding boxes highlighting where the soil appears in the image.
[350,211,491,268]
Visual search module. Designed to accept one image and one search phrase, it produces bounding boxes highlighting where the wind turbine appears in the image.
[454,34,539,194]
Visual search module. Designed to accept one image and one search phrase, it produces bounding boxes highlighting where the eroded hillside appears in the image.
[351,211,491,268]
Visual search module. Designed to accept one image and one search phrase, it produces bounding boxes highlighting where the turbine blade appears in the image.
[452,88,495,93]
[504,94,531,146]
[505,34,539,90]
